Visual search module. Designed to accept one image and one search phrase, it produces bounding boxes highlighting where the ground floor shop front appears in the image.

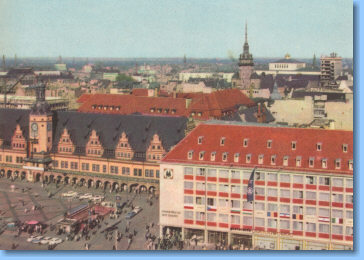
[160,225,353,250]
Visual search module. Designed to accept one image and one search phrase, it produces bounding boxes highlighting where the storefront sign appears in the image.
[161,210,181,218]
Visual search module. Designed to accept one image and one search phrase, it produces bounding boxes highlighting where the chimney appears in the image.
[186,98,192,108]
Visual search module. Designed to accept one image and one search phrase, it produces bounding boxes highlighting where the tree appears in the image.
[116,73,135,82]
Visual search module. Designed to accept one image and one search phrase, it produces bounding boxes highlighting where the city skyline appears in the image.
[0,0,353,59]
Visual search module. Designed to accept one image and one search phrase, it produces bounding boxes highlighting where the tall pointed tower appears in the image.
[238,22,254,89]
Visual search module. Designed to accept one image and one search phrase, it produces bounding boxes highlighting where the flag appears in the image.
[207,206,216,211]
[280,213,290,218]
[332,218,343,224]
[319,216,330,222]
[247,167,256,202]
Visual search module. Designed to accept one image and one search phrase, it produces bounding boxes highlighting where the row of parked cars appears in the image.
[27,235,63,245]
[61,191,104,202]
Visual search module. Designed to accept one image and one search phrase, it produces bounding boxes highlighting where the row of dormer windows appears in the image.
[190,112,203,117]
[91,105,121,111]
[149,108,177,114]
[188,151,353,170]
[197,137,349,152]
[13,143,25,148]
[59,147,72,153]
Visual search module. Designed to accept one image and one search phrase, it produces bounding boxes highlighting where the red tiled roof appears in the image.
[131,88,149,96]
[77,89,255,120]
[162,123,353,176]
[77,94,92,103]
[78,94,188,116]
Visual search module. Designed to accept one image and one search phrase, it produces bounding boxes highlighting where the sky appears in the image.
[0,0,353,59]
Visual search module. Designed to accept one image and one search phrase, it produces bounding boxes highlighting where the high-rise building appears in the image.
[238,22,254,89]
[320,53,343,86]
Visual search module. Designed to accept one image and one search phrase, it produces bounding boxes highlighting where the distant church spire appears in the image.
[245,20,248,43]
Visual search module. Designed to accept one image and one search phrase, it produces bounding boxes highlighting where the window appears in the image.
[306,207,316,216]
[293,175,303,184]
[207,169,216,177]
[258,154,264,164]
[145,169,149,177]
[309,157,314,167]
[348,160,353,170]
[319,177,330,186]
[184,211,193,220]
[196,197,205,205]
[222,152,228,161]
[332,209,343,218]
[342,144,348,153]
[184,196,193,205]
[246,154,251,163]
[293,222,303,231]
[267,188,278,197]
[268,203,278,212]
[306,176,316,185]
[332,178,343,187]
[219,199,229,207]
[207,213,216,222]
[293,206,303,214]
[156,170,160,178]
[332,225,343,235]
[296,156,302,167]
[231,185,241,194]
[243,138,249,147]
[187,150,193,160]
[306,191,316,200]
[196,182,205,191]
[234,153,240,163]
[255,218,265,227]
[346,226,353,236]
[231,200,240,209]
[280,174,290,183]
[92,164,100,172]
[291,141,297,150]
[103,165,107,173]
[316,143,322,151]
[231,215,240,224]
[122,167,130,175]
[322,159,327,168]
[184,167,194,175]
[255,187,265,196]
[280,220,290,229]
[210,152,216,161]
[335,159,341,169]
[196,168,205,176]
[256,172,265,181]
[346,194,353,204]
[231,170,240,179]
[267,173,277,182]
[283,156,289,166]
[219,184,229,192]
[319,208,329,218]
[346,210,353,219]
[319,192,330,201]
[220,137,225,146]
[219,214,228,223]
[110,166,118,174]
[267,140,272,148]
[207,198,216,207]
[319,224,329,233]
[346,178,353,188]
[243,216,253,226]
[268,219,277,228]
[280,189,290,198]
[199,151,205,160]
[219,170,229,179]
[306,223,316,232]
[184,181,193,190]
[81,163,89,171]
[293,190,303,199]
[198,136,203,144]
[207,183,216,191]
[271,155,276,165]
[280,204,290,214]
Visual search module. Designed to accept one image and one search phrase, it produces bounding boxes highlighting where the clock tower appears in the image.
[27,83,53,161]
[238,21,254,89]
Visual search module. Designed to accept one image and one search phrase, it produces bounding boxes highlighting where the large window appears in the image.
[219,184,229,192]
[219,170,229,178]
[219,214,228,223]
[184,167,194,175]
[184,211,193,219]
[207,183,216,191]
[207,169,217,177]
[231,170,240,179]
[184,196,193,205]
[184,181,193,190]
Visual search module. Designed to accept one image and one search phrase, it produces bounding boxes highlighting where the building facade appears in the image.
[269,54,306,71]
[320,53,343,86]
[160,121,353,250]
[0,83,188,193]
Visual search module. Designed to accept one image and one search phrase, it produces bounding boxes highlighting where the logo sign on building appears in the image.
[163,169,173,179]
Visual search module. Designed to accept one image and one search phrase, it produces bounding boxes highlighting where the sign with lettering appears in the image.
[161,210,181,218]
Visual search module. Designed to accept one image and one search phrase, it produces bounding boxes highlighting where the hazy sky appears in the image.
[0,0,353,58]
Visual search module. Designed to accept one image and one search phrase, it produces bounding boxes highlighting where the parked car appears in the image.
[26,235,36,242]
[79,193,93,200]
[31,236,44,244]
[125,206,143,219]
[40,236,52,245]
[49,237,63,245]
[61,191,78,198]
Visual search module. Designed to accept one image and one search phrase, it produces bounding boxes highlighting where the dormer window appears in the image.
[197,112,202,117]
[188,150,193,160]
[198,136,203,144]
[222,152,228,161]
[283,156,289,166]
[171,109,176,114]
[271,155,276,165]
[309,157,315,167]
[322,158,327,168]
[191,112,196,116]
[150,108,155,112]
[246,154,251,163]
[348,160,353,170]
[116,106,120,110]
[316,143,322,151]
[234,153,240,163]
[335,159,341,169]
[343,144,348,153]
[157,108,162,113]
[258,154,264,164]
[267,140,272,149]
[243,138,249,147]
[199,151,205,160]
[296,156,302,167]
[220,137,226,146]
[211,152,216,161]
[291,141,297,150]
